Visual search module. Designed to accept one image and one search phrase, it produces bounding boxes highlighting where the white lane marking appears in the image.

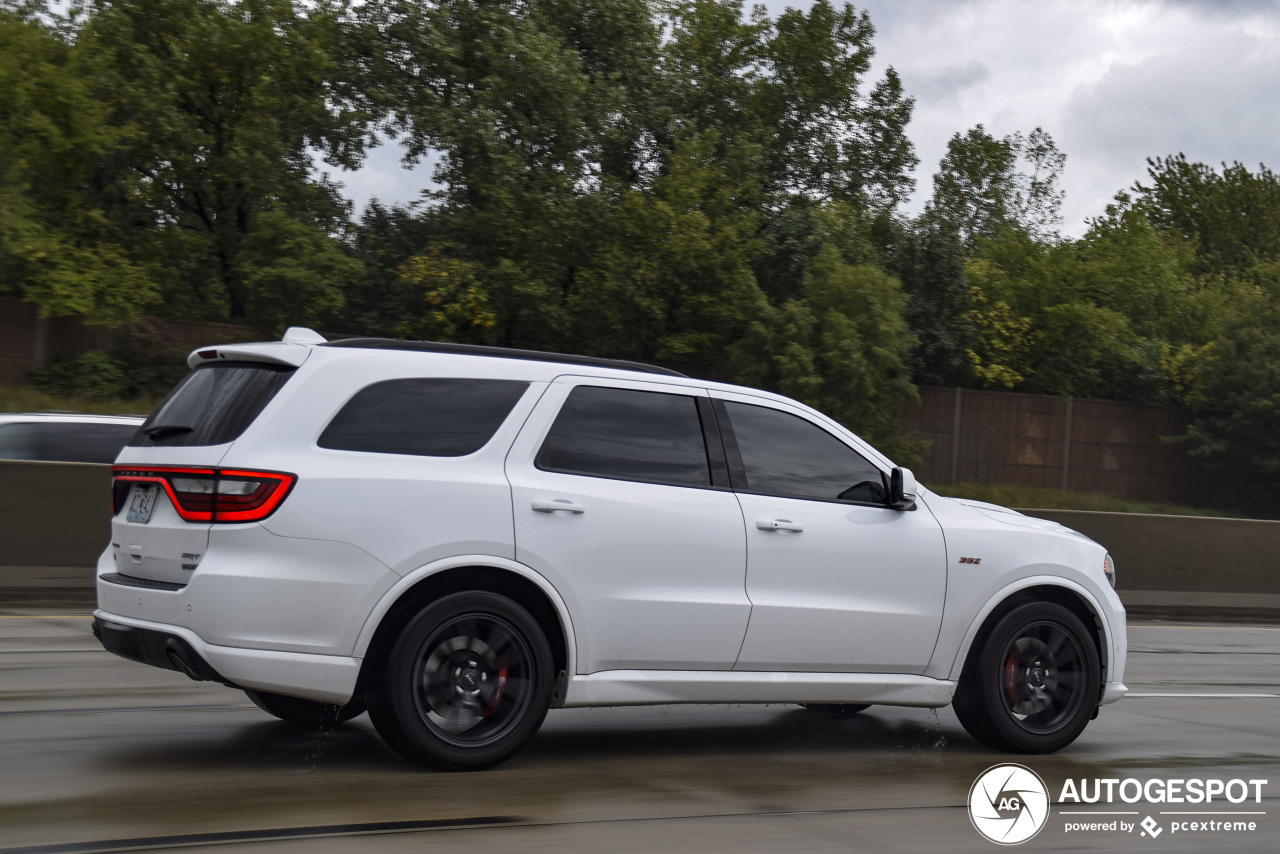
[1128,624,1280,631]
[1060,811,1139,815]
[1126,692,1280,698]
[1161,811,1267,815]
[0,614,92,619]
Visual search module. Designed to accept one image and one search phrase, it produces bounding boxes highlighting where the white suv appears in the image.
[94,329,1127,770]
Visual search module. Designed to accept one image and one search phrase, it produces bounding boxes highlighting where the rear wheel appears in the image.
[952,601,1100,753]
[801,704,870,715]
[245,689,365,728]
[366,591,554,771]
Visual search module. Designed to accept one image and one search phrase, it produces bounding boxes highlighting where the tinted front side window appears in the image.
[722,401,885,503]
[538,386,710,487]
[42,422,138,463]
[319,378,529,457]
[131,363,296,447]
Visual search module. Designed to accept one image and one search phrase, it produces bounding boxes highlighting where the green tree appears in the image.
[960,199,1201,401]
[882,213,973,385]
[1136,155,1280,277]
[726,245,919,456]
[0,8,156,322]
[928,124,1065,248]
[1180,265,1280,511]
[74,0,373,325]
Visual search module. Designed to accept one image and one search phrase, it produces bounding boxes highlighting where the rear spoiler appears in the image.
[185,327,327,369]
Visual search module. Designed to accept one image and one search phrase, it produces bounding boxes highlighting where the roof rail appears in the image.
[323,338,688,378]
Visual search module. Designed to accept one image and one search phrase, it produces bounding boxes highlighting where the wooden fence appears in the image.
[902,386,1198,504]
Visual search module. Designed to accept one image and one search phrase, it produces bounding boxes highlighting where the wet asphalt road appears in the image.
[1,613,1278,853]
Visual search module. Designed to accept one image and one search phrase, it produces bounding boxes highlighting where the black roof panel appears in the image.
[323,338,688,378]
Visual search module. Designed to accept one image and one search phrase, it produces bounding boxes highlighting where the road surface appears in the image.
[1,613,1277,853]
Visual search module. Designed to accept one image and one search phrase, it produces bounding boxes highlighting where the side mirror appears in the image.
[890,467,917,511]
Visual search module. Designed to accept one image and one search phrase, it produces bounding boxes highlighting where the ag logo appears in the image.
[969,764,1051,845]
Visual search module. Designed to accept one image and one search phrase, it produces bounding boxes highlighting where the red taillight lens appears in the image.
[111,467,295,523]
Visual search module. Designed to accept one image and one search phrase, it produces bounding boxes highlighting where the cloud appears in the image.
[319,134,440,217]
[905,62,991,103]
[1151,0,1280,17]
[1059,14,1280,226]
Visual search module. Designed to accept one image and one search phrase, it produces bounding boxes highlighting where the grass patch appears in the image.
[0,384,159,417]
[935,482,1249,519]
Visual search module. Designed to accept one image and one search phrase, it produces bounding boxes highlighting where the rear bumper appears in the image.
[93,609,361,705]
[93,615,232,684]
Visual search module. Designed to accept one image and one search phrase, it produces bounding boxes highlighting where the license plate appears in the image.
[127,484,158,524]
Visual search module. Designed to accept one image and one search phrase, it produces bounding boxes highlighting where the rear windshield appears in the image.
[130,363,295,447]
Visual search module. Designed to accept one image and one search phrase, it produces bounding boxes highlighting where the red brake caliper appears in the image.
[484,660,509,717]
[1003,647,1021,706]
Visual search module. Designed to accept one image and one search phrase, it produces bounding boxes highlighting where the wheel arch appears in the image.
[353,556,575,694]
[947,577,1113,688]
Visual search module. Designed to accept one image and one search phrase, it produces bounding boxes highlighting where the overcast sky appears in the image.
[330,0,1280,238]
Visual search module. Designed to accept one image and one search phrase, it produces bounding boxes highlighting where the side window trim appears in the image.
[711,395,892,509]
[696,397,732,489]
[710,398,747,490]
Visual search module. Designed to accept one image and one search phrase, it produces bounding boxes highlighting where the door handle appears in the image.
[757,519,803,533]
[532,499,585,514]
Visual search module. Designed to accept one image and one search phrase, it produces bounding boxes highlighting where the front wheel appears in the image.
[952,601,1101,753]
[365,591,554,771]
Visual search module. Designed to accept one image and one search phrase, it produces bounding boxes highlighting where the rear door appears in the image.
[110,362,295,585]
[506,377,751,673]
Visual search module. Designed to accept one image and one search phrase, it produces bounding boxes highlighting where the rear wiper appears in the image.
[142,424,194,438]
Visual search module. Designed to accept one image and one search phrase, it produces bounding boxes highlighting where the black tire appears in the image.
[801,704,871,715]
[245,689,366,728]
[952,601,1101,753]
[365,591,554,771]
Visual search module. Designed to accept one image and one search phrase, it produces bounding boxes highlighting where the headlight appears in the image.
[1102,553,1116,588]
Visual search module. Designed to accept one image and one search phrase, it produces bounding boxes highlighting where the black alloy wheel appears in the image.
[366,591,554,771]
[245,689,365,728]
[952,601,1101,753]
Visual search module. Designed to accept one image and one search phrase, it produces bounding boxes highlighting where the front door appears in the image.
[507,378,751,673]
[714,394,948,674]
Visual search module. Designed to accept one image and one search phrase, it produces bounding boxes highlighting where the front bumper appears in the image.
[1101,681,1128,705]
[93,610,361,705]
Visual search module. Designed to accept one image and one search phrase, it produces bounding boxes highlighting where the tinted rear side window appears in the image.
[131,363,296,447]
[721,401,886,504]
[41,422,138,463]
[537,386,710,487]
[319,378,529,457]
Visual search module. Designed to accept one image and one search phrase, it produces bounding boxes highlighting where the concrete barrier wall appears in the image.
[2,460,1278,616]
[1020,509,1280,595]
[0,460,111,605]
[1,460,111,567]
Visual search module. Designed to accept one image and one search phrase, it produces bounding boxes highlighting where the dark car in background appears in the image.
[0,413,144,464]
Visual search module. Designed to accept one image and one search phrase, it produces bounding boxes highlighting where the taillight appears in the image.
[112,466,295,523]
